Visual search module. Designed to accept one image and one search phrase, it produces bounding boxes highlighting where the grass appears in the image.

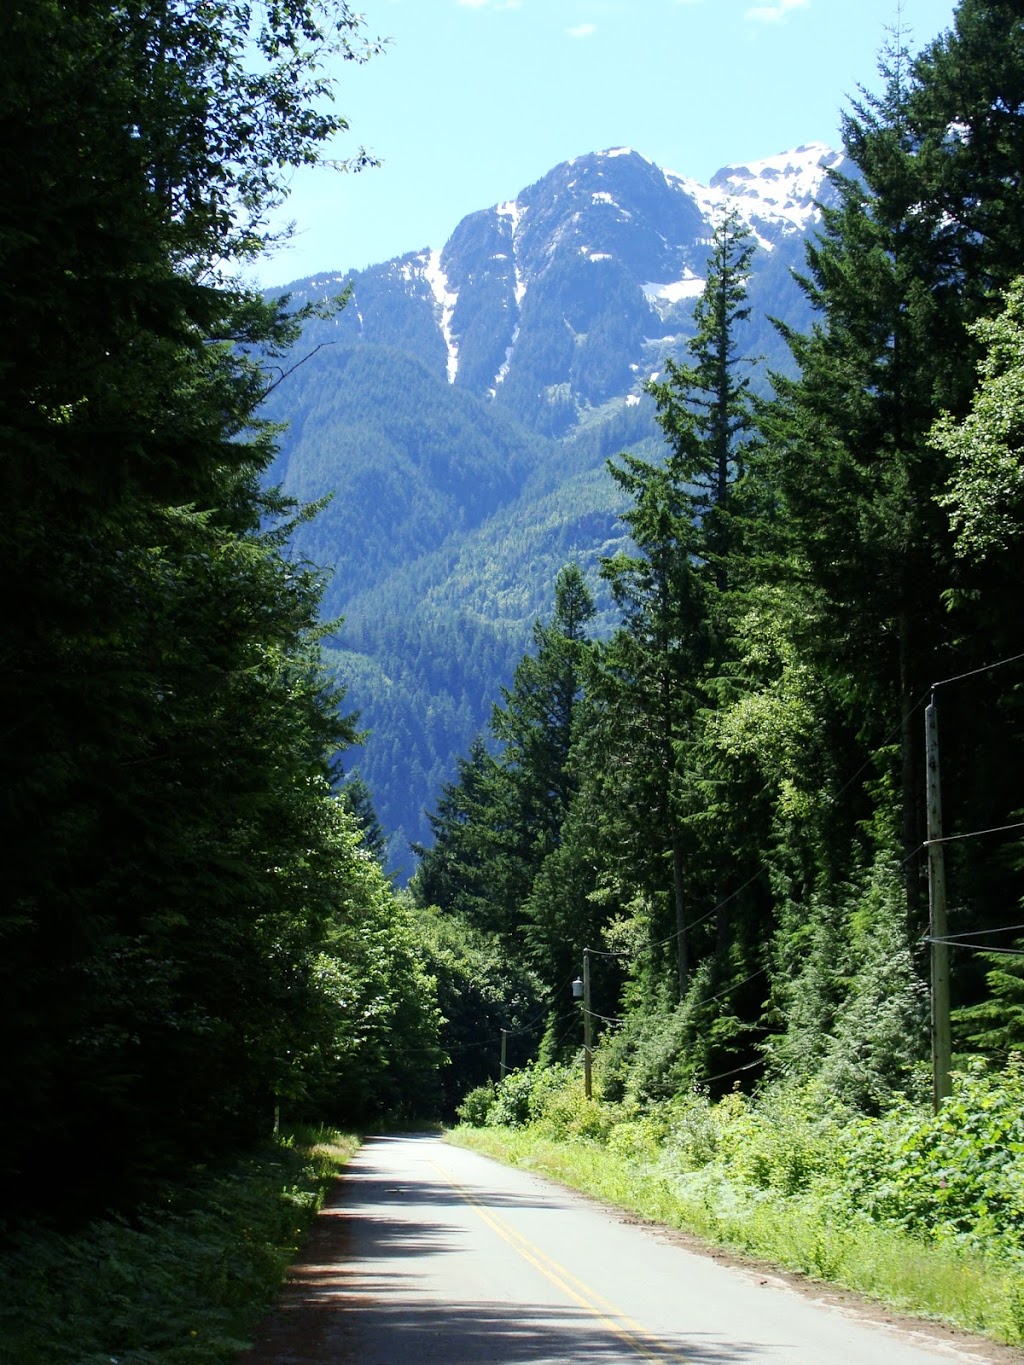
[448,1123,1024,1348]
[0,1127,359,1365]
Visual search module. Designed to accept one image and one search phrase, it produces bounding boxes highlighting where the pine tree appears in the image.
[414,566,596,971]
[648,208,757,594]
[757,29,963,922]
[412,735,510,936]
[597,460,711,997]
[591,212,757,998]
[0,0,381,1211]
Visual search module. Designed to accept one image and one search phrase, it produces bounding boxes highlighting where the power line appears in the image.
[932,649,1024,691]
[940,923,1024,940]
[585,1008,625,1025]
[921,935,1024,957]
[923,821,1024,847]
[696,1057,762,1087]
[700,965,767,1009]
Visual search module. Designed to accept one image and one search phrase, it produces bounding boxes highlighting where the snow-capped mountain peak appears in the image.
[708,142,843,231]
[284,142,841,431]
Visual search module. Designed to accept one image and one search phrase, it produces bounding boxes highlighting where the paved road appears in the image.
[240,1132,1008,1364]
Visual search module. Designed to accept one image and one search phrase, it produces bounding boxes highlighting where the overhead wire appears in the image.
[920,937,1024,957]
[932,649,1024,691]
[933,923,1024,940]
[695,1057,763,1087]
[924,821,1024,847]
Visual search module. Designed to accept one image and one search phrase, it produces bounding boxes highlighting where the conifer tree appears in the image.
[412,735,509,936]
[760,6,1024,937]
[415,566,595,968]
[0,0,386,1210]
[592,212,756,998]
[757,29,960,920]
[597,460,711,997]
[648,208,757,594]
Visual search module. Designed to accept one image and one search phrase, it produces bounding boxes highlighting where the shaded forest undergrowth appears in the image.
[451,1056,1024,1348]
[0,1129,358,1365]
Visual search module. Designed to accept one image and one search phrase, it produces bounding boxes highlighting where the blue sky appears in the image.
[258,0,960,287]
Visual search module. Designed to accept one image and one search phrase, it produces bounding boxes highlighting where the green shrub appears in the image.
[534,1083,618,1142]
[711,1083,845,1196]
[488,1067,540,1128]
[661,1092,720,1170]
[455,1082,497,1128]
[474,1061,583,1131]
[834,1056,1024,1259]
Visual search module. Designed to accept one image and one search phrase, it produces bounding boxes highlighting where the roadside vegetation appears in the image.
[450,1055,1024,1348]
[0,1128,358,1365]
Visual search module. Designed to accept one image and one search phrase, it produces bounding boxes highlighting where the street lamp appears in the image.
[570,951,592,1099]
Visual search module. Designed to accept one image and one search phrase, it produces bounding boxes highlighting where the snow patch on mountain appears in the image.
[659,142,841,252]
[491,324,520,395]
[497,199,528,307]
[643,273,705,307]
[422,249,459,384]
[714,143,840,231]
[496,198,524,233]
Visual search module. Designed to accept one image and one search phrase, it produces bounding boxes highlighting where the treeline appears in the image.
[0,1,449,1222]
[413,2,1024,1111]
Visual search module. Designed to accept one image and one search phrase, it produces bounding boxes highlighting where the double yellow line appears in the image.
[429,1159,691,1363]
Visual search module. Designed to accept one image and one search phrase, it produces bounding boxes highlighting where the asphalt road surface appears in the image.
[240,1132,1013,1364]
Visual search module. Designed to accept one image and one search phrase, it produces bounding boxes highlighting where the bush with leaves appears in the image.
[456,1082,498,1128]
[833,1057,1024,1259]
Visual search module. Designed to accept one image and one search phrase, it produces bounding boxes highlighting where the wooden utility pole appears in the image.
[500,1028,508,1080]
[582,948,593,1100]
[925,691,952,1111]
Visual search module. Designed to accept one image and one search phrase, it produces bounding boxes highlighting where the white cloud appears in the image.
[567,22,597,37]
[745,0,809,22]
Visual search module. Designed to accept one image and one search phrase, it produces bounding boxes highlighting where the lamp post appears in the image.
[571,949,592,1099]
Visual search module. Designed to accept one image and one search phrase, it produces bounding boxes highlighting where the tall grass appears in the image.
[0,1128,358,1365]
[448,1067,1024,1348]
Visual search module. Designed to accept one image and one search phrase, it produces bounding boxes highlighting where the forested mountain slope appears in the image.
[263,145,845,866]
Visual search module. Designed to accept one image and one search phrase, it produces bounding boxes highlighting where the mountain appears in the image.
[260,143,845,873]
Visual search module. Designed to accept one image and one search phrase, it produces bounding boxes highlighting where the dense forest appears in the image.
[414,4,1024,1115]
[0,0,455,1222]
[4,0,1024,1262]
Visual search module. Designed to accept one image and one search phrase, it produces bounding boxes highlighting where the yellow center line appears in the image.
[428,1158,691,1363]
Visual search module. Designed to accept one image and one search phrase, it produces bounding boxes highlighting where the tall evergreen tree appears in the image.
[648,208,757,594]
[414,565,595,967]
[757,29,963,921]
[750,3,1024,1079]
[592,212,757,998]
[412,735,510,936]
[597,460,711,996]
[0,0,384,1212]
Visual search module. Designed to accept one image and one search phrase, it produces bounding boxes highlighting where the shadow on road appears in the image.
[238,1147,781,1364]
